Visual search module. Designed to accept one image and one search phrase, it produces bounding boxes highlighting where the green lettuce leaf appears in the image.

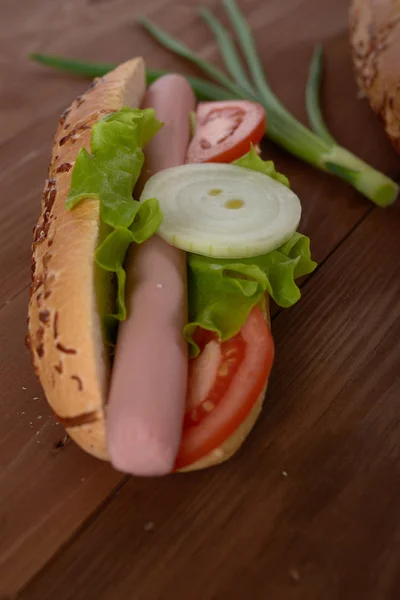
[233,145,290,188]
[185,233,316,355]
[95,197,162,321]
[66,107,163,323]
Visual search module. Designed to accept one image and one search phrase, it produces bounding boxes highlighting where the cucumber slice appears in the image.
[140,163,301,258]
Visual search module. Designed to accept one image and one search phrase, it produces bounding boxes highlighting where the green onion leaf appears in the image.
[220,0,398,206]
[31,1,400,209]
[222,0,278,108]
[305,45,336,145]
[30,53,232,102]
[199,6,255,95]
[30,53,115,77]
[138,17,253,100]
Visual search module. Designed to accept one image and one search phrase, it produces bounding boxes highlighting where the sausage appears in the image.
[106,74,196,476]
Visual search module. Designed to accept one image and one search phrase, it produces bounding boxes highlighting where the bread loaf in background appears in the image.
[349,0,400,153]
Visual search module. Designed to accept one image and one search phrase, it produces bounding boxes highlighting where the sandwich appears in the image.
[27,57,316,475]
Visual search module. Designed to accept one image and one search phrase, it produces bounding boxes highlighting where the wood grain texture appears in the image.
[20,196,400,600]
[0,0,399,597]
[0,292,124,594]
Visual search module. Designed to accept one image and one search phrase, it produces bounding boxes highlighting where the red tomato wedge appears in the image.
[186,100,266,164]
[175,307,274,470]
[184,333,246,428]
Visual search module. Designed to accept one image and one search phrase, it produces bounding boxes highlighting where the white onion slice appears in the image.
[140,163,301,258]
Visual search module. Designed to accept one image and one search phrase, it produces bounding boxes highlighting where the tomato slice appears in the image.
[187,100,266,164]
[175,307,274,470]
[184,333,246,428]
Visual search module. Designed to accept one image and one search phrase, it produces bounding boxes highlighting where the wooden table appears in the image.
[1,0,400,598]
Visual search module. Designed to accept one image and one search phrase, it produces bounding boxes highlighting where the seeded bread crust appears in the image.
[27,58,147,459]
[350,0,400,153]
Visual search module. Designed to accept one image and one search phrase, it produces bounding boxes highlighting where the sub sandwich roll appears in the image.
[28,58,147,459]
[27,57,316,474]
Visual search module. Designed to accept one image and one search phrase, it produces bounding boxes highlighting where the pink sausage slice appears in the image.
[106,75,196,476]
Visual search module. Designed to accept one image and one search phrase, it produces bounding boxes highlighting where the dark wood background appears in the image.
[1,0,400,598]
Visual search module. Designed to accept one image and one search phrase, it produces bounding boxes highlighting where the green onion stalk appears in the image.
[30,0,398,207]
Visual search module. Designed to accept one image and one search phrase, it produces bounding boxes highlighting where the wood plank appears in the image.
[0,0,399,596]
[0,0,181,146]
[19,200,400,600]
[0,290,125,595]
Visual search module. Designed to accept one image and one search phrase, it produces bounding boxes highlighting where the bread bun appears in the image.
[27,58,147,459]
[349,0,400,152]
